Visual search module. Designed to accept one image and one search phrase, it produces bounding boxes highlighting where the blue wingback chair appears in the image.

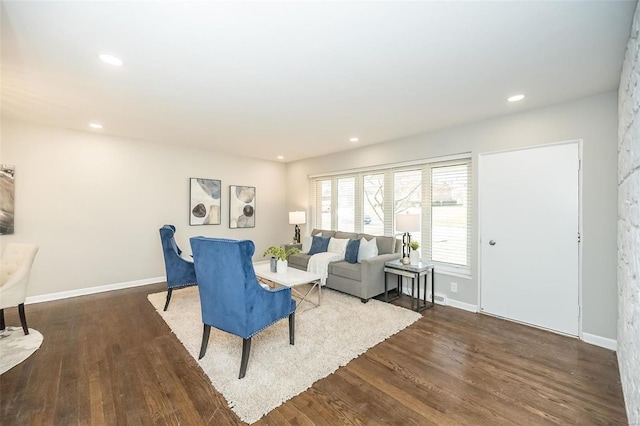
[190,236,296,379]
[159,225,197,311]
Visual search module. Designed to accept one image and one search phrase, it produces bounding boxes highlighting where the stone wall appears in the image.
[618,1,640,424]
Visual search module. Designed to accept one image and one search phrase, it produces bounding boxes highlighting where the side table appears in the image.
[384,259,434,312]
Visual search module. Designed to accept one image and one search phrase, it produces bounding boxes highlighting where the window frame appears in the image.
[309,155,472,277]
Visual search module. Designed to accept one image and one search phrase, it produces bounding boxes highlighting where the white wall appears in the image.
[0,119,288,298]
[617,1,640,423]
[287,91,619,340]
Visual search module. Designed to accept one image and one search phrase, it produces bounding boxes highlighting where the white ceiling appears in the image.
[1,1,635,162]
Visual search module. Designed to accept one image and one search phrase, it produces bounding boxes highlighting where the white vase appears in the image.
[276,259,288,273]
[410,250,420,265]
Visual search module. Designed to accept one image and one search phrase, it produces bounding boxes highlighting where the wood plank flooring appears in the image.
[0,283,628,425]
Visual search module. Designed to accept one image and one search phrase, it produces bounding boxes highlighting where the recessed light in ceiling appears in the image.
[349,137,359,142]
[277,155,284,160]
[507,94,525,102]
[99,54,123,66]
[89,122,103,129]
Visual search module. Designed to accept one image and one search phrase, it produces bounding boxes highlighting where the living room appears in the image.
[1,1,638,424]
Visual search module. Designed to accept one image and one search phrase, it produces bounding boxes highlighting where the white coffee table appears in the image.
[253,261,322,309]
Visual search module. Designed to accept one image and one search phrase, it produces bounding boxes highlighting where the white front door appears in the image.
[479,142,580,336]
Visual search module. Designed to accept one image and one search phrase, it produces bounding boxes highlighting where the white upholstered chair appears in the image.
[0,243,39,335]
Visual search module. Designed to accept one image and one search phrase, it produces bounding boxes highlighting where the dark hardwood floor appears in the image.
[0,283,627,425]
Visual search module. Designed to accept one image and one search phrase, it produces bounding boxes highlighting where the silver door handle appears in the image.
[489,240,496,246]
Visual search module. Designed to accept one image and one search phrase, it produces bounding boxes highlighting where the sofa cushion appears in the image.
[358,233,396,255]
[330,261,361,281]
[335,231,358,240]
[344,239,360,264]
[301,235,312,253]
[328,237,349,255]
[308,235,330,255]
[375,236,396,255]
[358,237,378,262]
[288,253,311,269]
[311,229,336,238]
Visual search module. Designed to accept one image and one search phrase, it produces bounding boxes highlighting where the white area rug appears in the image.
[148,286,420,424]
[0,326,43,375]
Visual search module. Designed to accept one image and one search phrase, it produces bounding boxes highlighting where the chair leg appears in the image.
[198,324,211,359]
[239,338,252,379]
[289,312,295,345]
[163,288,173,311]
[18,304,29,335]
[0,309,5,331]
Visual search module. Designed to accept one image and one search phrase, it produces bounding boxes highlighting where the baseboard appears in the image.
[25,276,166,305]
[582,332,617,351]
[427,296,615,350]
[400,286,477,312]
[446,298,478,313]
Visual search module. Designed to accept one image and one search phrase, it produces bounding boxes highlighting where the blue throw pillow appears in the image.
[344,239,360,264]
[308,235,330,255]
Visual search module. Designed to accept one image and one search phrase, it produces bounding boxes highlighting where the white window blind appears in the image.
[314,179,332,230]
[394,169,422,245]
[430,162,471,269]
[337,177,355,231]
[363,173,385,235]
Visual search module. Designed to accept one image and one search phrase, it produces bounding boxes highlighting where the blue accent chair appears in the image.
[190,236,296,379]
[159,225,197,311]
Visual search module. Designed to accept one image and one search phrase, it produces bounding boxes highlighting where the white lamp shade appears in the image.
[396,213,420,232]
[289,211,306,225]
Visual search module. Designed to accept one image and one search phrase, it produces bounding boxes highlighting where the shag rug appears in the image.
[148,286,420,424]
[0,326,43,375]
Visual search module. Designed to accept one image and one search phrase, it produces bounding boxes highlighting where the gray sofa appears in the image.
[288,229,402,302]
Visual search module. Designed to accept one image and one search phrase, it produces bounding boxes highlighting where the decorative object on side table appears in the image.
[396,213,420,265]
[263,246,301,273]
[229,185,256,228]
[409,240,420,265]
[288,211,306,244]
[190,178,222,226]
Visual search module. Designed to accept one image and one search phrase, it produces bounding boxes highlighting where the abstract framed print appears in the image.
[0,164,15,235]
[229,185,255,229]
[190,178,221,225]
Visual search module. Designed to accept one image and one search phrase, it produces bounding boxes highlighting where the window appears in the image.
[316,179,332,230]
[430,163,470,266]
[310,157,471,275]
[337,177,355,231]
[363,173,384,235]
[394,169,422,245]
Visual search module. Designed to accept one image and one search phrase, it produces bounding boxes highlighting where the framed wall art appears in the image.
[190,178,221,225]
[0,164,15,235]
[229,185,255,229]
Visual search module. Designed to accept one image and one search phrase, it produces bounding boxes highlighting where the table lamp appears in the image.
[289,211,306,244]
[396,213,420,265]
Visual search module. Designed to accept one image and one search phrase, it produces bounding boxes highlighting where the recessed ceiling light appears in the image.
[99,54,123,66]
[349,137,359,142]
[277,155,284,160]
[507,94,525,102]
[89,122,103,129]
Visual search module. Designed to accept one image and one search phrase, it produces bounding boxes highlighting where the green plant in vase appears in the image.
[263,246,300,261]
[264,246,301,273]
[409,240,420,264]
